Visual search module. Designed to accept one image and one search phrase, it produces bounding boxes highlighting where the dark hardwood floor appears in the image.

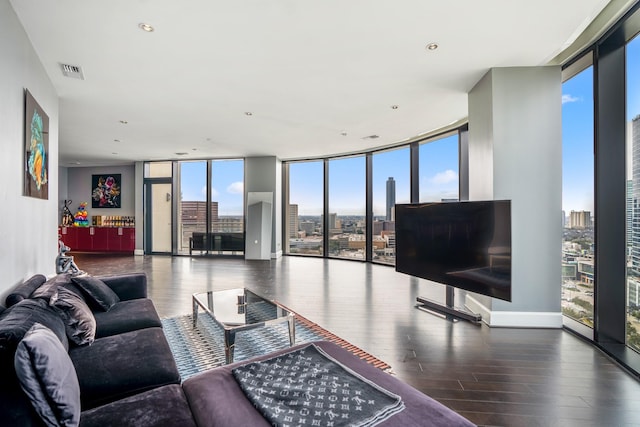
[74,253,640,427]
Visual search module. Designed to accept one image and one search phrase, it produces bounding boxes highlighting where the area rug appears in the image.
[162,307,391,381]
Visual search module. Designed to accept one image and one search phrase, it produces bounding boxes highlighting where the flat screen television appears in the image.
[395,200,511,302]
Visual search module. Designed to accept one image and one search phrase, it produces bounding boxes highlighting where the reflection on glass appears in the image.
[329,156,366,260]
[561,65,595,328]
[419,134,459,203]
[287,161,324,256]
[627,35,640,352]
[372,148,410,265]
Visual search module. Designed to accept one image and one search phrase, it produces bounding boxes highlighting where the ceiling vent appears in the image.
[60,63,85,80]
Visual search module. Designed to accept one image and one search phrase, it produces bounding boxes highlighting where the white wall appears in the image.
[468,67,563,328]
[245,157,283,258]
[0,0,59,301]
[66,165,136,219]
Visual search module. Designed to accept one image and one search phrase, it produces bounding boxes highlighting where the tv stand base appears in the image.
[416,296,482,324]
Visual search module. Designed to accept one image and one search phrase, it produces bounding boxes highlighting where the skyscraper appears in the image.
[386,177,396,221]
[289,204,299,238]
[632,116,640,272]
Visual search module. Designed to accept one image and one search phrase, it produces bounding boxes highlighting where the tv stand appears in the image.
[416,286,482,324]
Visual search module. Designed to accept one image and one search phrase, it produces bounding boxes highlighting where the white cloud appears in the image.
[227,181,244,194]
[430,170,458,185]
[562,94,580,104]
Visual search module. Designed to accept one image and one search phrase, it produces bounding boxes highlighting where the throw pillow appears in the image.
[71,275,120,312]
[32,273,72,303]
[51,287,96,346]
[14,323,81,427]
[0,299,68,356]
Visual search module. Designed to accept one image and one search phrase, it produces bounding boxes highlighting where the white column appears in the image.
[467,67,563,327]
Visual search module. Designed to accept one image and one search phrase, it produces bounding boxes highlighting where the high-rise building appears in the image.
[631,115,640,272]
[289,204,299,238]
[180,201,219,229]
[386,177,396,221]
[569,210,592,229]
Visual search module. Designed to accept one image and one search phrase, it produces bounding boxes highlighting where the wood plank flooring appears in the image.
[74,253,640,427]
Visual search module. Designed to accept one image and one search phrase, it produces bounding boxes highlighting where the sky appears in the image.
[561,34,640,214]
[179,159,244,215]
[177,35,640,219]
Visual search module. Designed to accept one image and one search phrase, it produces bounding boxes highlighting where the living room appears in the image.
[3,0,640,425]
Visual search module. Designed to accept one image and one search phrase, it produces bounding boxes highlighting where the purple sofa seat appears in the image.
[182,340,475,427]
[79,384,197,427]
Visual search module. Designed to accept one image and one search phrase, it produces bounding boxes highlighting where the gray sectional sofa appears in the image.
[0,272,475,427]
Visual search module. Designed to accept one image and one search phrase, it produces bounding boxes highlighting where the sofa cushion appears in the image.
[32,273,72,302]
[71,275,120,311]
[0,298,69,362]
[93,299,162,338]
[52,287,96,346]
[14,323,81,427]
[5,274,47,307]
[79,384,197,427]
[69,327,180,409]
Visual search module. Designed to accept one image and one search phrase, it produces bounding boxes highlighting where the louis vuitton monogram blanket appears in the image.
[232,343,404,427]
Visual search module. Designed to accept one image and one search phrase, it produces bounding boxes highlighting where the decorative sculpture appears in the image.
[56,235,82,275]
[61,199,74,226]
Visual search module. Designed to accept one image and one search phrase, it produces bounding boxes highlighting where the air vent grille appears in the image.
[60,63,85,80]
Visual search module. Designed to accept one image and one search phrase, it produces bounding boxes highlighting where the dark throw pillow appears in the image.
[51,287,96,346]
[71,275,120,312]
[32,273,72,303]
[14,323,81,427]
[0,299,68,357]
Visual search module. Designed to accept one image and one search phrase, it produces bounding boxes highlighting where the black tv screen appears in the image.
[395,200,511,302]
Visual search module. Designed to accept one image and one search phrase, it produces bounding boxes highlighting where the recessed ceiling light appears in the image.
[175,152,188,156]
[340,131,348,136]
[112,152,118,155]
[244,112,253,116]
[119,120,128,124]
[426,43,439,51]
[362,135,380,140]
[391,105,399,109]
[114,139,120,142]
[138,23,154,32]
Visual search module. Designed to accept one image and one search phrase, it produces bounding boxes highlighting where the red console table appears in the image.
[59,226,135,253]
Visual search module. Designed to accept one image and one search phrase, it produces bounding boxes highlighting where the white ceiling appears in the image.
[10,0,613,167]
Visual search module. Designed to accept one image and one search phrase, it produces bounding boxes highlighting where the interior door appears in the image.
[149,182,172,253]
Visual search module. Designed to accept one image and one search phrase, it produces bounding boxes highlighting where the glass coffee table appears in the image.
[192,288,295,364]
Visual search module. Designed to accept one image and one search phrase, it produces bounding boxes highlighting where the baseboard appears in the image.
[134,249,144,256]
[465,295,563,328]
[271,250,283,259]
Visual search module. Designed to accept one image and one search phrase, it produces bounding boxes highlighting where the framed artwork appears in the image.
[24,89,49,200]
[92,174,121,208]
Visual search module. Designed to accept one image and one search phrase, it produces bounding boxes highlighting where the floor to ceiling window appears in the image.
[210,159,244,254]
[171,159,245,256]
[286,161,324,256]
[178,161,208,254]
[371,147,410,265]
[561,59,595,330]
[328,156,366,260]
[627,34,640,352]
[418,134,459,203]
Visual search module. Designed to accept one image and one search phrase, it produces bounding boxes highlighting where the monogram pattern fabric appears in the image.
[232,344,404,427]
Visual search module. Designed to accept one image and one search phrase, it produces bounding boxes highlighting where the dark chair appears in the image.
[189,232,207,255]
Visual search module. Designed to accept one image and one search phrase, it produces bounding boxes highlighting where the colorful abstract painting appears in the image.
[24,90,49,200]
[92,174,121,208]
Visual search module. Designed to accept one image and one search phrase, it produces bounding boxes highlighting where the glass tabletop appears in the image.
[192,288,290,328]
